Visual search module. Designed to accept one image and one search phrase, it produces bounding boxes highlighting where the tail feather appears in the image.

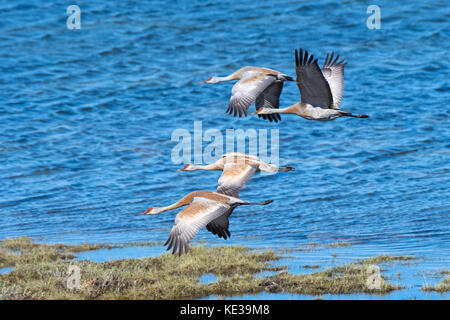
[341,112,369,118]
[240,200,274,206]
[279,166,295,172]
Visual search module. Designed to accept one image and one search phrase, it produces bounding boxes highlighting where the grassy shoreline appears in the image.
[1,237,434,299]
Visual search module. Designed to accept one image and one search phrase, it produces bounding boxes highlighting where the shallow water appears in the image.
[76,245,163,262]
[0,1,449,299]
[0,267,13,275]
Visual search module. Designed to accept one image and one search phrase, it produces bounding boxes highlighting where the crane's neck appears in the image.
[151,190,212,214]
[190,163,221,171]
[152,197,191,214]
[213,74,238,82]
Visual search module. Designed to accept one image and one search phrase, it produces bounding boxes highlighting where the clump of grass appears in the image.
[301,265,320,269]
[328,242,351,248]
[0,242,282,300]
[296,241,352,252]
[267,260,401,295]
[1,237,77,267]
[296,242,321,252]
[0,283,43,300]
[0,248,18,269]
[0,237,160,268]
[277,248,294,254]
[0,237,407,299]
[422,275,450,293]
[359,255,417,265]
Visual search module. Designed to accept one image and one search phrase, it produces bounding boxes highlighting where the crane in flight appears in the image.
[176,152,294,198]
[252,49,369,121]
[201,66,294,122]
[137,190,273,256]
[175,152,293,242]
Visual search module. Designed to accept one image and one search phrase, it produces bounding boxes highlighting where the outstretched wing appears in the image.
[217,163,258,198]
[206,163,257,240]
[322,52,347,109]
[227,72,276,117]
[205,207,234,240]
[222,152,260,162]
[165,197,231,256]
[255,81,283,122]
[295,48,333,109]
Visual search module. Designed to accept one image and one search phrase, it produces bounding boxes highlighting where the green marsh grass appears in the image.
[0,237,408,299]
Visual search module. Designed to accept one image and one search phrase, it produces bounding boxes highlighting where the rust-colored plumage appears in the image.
[177,152,294,198]
[138,190,273,256]
[201,66,294,122]
[138,153,293,256]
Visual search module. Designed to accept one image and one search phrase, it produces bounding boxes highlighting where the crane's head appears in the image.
[200,77,220,84]
[136,207,164,215]
[137,207,154,215]
[176,164,196,172]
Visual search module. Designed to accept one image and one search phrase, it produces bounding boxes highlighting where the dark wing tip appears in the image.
[165,235,173,249]
[324,52,347,67]
[166,236,189,257]
[338,58,347,66]
[178,240,184,257]
[332,53,340,65]
[324,52,330,67]
[296,48,317,66]
[259,113,281,123]
[171,237,178,255]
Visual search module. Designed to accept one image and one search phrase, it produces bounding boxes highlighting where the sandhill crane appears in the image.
[251,49,369,121]
[137,190,273,256]
[176,152,294,198]
[200,66,294,122]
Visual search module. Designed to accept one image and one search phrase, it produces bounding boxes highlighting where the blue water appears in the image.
[0,1,449,299]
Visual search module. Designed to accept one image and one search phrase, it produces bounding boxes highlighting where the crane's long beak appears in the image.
[136,207,154,216]
[175,168,183,172]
